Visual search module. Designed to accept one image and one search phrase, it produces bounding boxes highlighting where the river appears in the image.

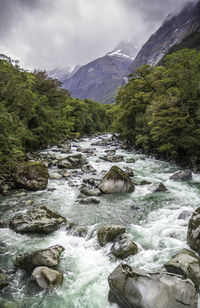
[0,134,200,307]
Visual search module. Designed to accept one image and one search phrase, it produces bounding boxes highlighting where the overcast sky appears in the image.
[0,0,197,70]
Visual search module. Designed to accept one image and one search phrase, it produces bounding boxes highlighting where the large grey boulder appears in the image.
[99,166,135,194]
[108,264,198,308]
[164,249,200,289]
[14,162,49,191]
[170,170,192,181]
[57,154,87,169]
[187,207,200,255]
[13,245,65,272]
[30,266,63,289]
[98,225,126,247]
[111,235,138,259]
[9,206,66,234]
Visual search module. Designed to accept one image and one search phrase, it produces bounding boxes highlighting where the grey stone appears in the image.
[30,266,63,289]
[9,206,66,234]
[14,245,65,272]
[164,249,200,289]
[108,264,197,308]
[99,166,135,194]
[98,225,126,247]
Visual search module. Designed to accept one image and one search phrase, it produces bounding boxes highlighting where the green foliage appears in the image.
[0,56,109,172]
[112,49,200,163]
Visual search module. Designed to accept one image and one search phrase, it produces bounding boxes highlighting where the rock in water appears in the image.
[99,166,135,194]
[111,235,138,259]
[57,154,87,169]
[0,273,9,289]
[187,207,200,255]
[98,225,126,246]
[14,162,49,191]
[149,182,167,193]
[9,206,66,234]
[30,266,63,289]
[13,245,65,272]
[170,170,192,181]
[164,249,200,289]
[108,264,198,308]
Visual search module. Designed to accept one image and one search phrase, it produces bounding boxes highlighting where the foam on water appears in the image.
[0,134,200,307]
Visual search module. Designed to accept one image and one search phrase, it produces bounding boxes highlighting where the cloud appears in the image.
[0,0,197,70]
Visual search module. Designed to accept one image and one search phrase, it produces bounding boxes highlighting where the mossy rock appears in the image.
[98,225,126,246]
[164,248,200,289]
[99,166,135,194]
[0,273,9,289]
[111,235,138,259]
[187,207,200,255]
[14,162,49,191]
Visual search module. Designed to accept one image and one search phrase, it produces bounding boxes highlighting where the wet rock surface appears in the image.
[14,162,49,191]
[57,154,87,169]
[9,206,66,234]
[30,266,63,289]
[164,249,200,289]
[108,264,198,308]
[98,225,126,246]
[149,182,167,193]
[187,207,200,255]
[170,170,192,181]
[99,166,135,194]
[14,245,65,272]
[110,235,138,259]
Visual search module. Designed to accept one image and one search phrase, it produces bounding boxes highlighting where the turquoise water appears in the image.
[0,134,200,307]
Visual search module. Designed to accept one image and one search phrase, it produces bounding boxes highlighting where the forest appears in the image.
[111,49,200,169]
[0,55,110,172]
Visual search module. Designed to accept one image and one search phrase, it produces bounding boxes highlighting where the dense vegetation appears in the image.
[112,49,200,169]
[0,55,110,172]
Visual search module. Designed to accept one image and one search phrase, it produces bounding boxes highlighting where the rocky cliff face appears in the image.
[62,40,139,104]
[130,1,200,73]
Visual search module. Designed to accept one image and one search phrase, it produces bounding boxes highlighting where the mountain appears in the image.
[62,40,139,104]
[130,1,200,72]
[48,65,81,82]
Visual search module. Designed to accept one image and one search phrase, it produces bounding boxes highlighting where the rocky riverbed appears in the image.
[0,134,200,307]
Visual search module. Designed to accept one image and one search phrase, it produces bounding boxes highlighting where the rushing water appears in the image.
[1,134,200,308]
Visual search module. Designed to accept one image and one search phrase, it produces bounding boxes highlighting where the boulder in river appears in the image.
[13,245,65,272]
[80,187,102,197]
[0,273,9,289]
[67,226,88,237]
[99,166,135,194]
[111,235,138,259]
[9,206,66,234]
[81,163,96,173]
[126,158,135,163]
[14,162,49,191]
[170,170,192,181]
[30,266,63,289]
[164,249,200,289]
[187,207,200,255]
[79,197,100,204]
[57,154,87,169]
[100,155,124,163]
[108,264,198,308]
[149,182,167,193]
[98,225,126,247]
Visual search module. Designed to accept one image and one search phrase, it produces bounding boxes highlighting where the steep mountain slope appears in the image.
[62,40,139,104]
[130,1,200,72]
